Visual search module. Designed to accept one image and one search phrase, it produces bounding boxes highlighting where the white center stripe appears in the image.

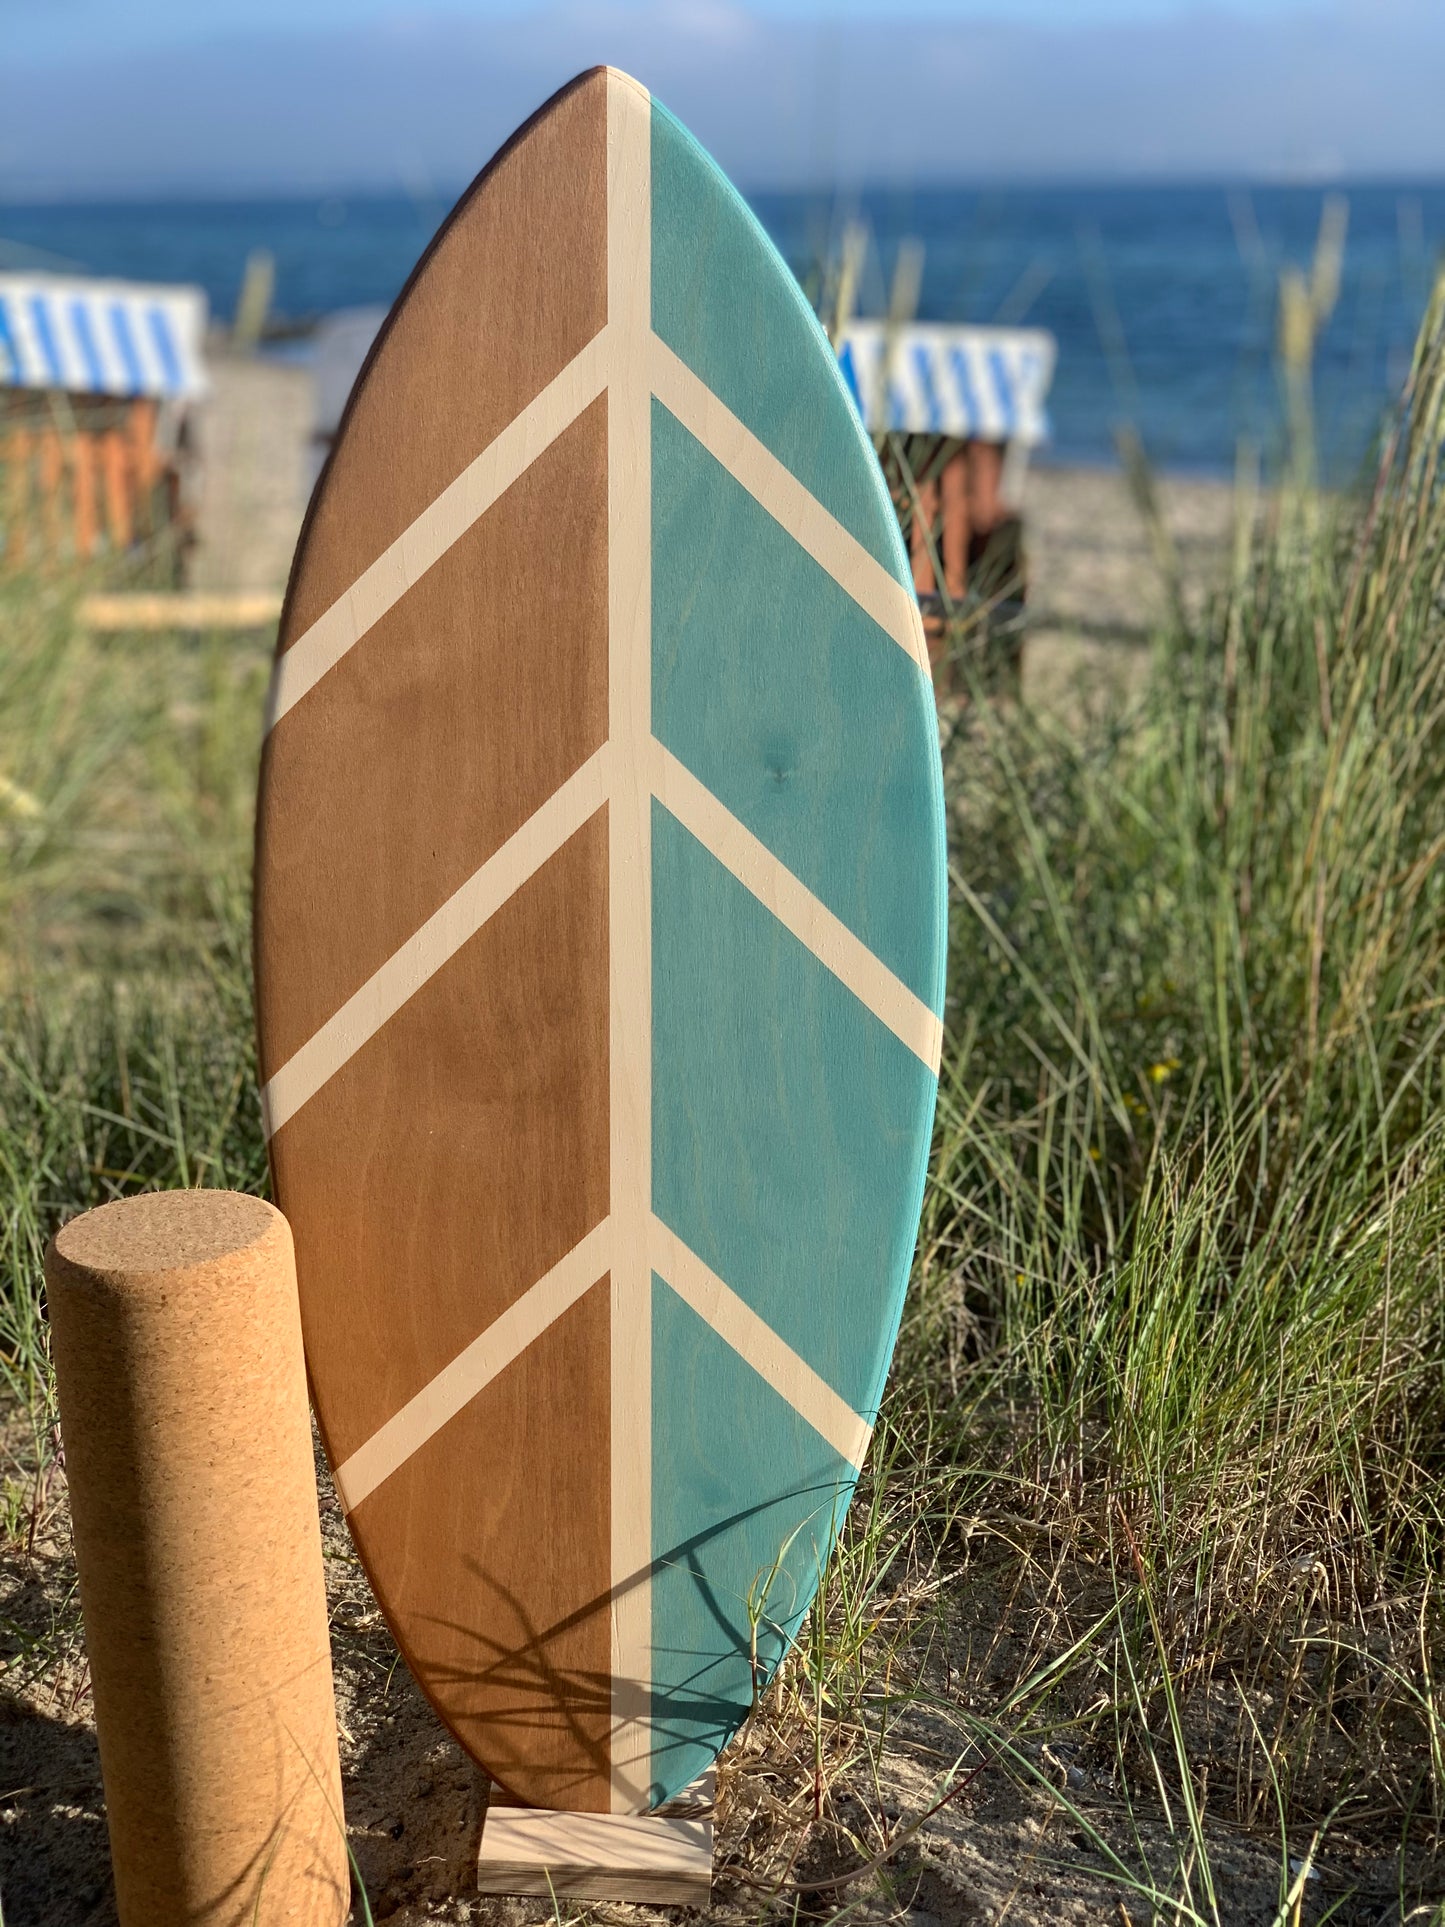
[328,1208,870,1514]
[605,67,657,1819]
[261,745,611,1137]
[266,260,927,737]
[648,333,931,676]
[334,1218,612,1513]
[650,1219,874,1471]
[265,324,611,731]
[651,742,944,1073]
[260,732,939,1142]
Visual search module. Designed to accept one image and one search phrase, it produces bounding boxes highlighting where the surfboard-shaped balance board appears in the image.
[254,66,946,1818]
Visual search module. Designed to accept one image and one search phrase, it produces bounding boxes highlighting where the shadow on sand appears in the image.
[0,1689,114,1926]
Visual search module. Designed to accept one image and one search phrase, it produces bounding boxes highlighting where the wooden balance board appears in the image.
[254,66,947,1817]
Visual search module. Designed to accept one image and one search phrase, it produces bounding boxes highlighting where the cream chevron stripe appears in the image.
[261,745,611,1138]
[265,323,611,731]
[333,1218,612,1514]
[604,68,655,1816]
[650,1219,873,1471]
[648,333,930,676]
[264,226,926,736]
[651,742,944,1074]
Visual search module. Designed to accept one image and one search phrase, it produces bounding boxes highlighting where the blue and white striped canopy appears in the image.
[0,273,208,401]
[838,321,1055,446]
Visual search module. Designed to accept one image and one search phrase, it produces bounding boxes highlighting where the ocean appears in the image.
[2,180,1441,477]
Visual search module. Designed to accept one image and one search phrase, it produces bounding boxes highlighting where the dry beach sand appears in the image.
[3,1416,1412,1926]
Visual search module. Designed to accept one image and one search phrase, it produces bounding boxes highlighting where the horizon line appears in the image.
[6,169,1445,209]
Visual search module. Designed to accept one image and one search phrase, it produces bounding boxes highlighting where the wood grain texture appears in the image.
[256,397,607,1069]
[276,76,607,645]
[270,812,608,1465]
[256,66,619,1818]
[334,1219,611,1513]
[476,1798,711,1902]
[351,1281,611,1811]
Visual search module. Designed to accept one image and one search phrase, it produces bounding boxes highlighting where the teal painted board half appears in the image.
[652,802,937,1419]
[652,398,946,1011]
[644,87,946,1810]
[650,1276,855,1805]
[650,98,907,580]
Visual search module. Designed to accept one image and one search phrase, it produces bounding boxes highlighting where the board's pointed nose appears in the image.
[598,64,652,101]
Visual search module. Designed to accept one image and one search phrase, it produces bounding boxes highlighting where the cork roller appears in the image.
[46,1191,348,1926]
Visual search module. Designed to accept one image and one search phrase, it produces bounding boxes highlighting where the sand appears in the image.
[1022,459,1237,705]
[190,347,314,595]
[2,1417,1410,1926]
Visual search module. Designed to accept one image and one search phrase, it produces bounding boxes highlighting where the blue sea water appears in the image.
[2,180,1441,477]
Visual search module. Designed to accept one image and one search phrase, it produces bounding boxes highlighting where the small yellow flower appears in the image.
[0,772,41,819]
[1146,1057,1182,1084]
[1088,1146,1101,1161]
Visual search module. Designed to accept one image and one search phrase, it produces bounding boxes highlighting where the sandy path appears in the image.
[1023,461,1236,706]
[190,348,312,594]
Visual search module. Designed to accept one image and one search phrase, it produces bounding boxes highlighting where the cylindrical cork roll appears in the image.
[46,1190,349,1927]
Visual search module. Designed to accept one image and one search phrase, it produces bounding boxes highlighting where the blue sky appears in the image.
[5,0,1327,60]
[1,1,1441,196]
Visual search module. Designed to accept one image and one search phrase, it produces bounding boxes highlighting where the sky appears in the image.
[1,0,1442,198]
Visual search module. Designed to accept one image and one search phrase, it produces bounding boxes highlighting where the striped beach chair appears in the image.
[0,272,208,573]
[838,321,1056,688]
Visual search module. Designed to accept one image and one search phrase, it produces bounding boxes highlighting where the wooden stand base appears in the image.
[476,1769,714,1904]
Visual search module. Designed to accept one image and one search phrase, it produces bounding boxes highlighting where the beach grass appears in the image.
[4,290,1445,1920]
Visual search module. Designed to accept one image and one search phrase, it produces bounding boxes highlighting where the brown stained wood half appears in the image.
[351,1279,612,1813]
[269,809,609,1464]
[255,394,608,1073]
[278,70,608,646]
